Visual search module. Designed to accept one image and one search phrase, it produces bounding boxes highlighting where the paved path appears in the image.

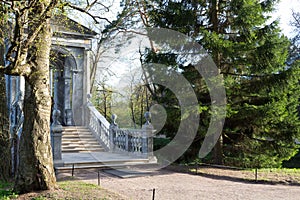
[57,169,300,200]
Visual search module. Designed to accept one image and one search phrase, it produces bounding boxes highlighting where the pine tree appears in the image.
[282,10,300,168]
[114,0,300,167]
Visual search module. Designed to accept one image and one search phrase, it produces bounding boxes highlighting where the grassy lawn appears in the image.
[166,164,300,185]
[247,168,300,183]
[193,166,300,184]
[0,181,18,200]
[0,177,125,200]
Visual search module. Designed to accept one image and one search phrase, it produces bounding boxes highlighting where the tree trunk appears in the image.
[0,43,11,181]
[213,134,223,165]
[210,0,224,165]
[14,15,56,193]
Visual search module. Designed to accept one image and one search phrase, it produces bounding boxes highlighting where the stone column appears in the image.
[142,112,154,158]
[51,109,64,167]
[109,114,118,152]
[84,94,92,127]
[82,49,91,126]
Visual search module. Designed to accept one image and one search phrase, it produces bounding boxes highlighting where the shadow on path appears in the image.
[165,165,300,187]
[56,164,300,188]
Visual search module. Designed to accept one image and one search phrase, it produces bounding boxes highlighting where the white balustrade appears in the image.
[111,129,147,155]
[86,103,153,158]
[87,105,110,151]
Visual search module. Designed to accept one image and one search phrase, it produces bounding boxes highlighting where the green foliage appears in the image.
[113,0,300,168]
[153,137,171,151]
[0,181,18,200]
[92,83,113,120]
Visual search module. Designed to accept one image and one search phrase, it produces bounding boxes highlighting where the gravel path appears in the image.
[58,168,300,200]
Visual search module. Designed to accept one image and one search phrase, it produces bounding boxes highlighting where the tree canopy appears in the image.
[107,0,300,167]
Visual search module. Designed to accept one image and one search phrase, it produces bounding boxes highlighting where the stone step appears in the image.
[62,145,104,150]
[62,144,100,147]
[62,130,92,133]
[62,149,104,153]
[63,126,89,129]
[62,127,92,133]
[62,141,98,144]
[62,144,103,148]
[62,138,96,141]
[62,146,104,153]
[62,142,103,146]
[62,141,101,145]
[62,134,95,138]
[62,130,94,133]
[61,126,103,153]
[62,132,93,135]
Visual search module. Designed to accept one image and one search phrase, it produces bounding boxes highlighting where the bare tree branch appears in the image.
[65,2,112,25]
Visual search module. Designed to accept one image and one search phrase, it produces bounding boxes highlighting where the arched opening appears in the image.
[50,47,77,125]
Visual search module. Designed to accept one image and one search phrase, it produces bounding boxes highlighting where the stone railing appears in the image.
[87,105,111,151]
[51,100,155,167]
[110,126,154,157]
[86,102,154,158]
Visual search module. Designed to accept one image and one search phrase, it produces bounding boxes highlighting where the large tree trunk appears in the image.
[0,43,11,181]
[14,14,56,193]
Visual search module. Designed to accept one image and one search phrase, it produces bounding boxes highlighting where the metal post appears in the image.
[72,164,75,177]
[152,188,156,200]
[98,170,101,186]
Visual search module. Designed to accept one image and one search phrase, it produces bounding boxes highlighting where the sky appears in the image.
[92,0,300,89]
[74,0,299,37]
[275,0,300,37]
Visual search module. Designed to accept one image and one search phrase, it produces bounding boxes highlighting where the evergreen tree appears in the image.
[114,0,300,167]
[282,10,300,168]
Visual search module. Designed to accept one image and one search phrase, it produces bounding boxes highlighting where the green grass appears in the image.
[0,181,18,200]
[185,164,300,184]
[59,180,99,193]
[0,178,123,200]
[247,168,300,174]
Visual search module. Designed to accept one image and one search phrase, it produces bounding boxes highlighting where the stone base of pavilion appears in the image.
[54,151,157,175]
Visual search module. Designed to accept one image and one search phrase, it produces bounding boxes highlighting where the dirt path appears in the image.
[57,168,300,200]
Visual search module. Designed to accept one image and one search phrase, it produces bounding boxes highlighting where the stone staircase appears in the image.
[55,126,157,173]
[62,126,104,153]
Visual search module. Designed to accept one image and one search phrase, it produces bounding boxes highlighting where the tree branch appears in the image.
[4,0,59,77]
[65,2,112,25]
[220,72,271,78]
